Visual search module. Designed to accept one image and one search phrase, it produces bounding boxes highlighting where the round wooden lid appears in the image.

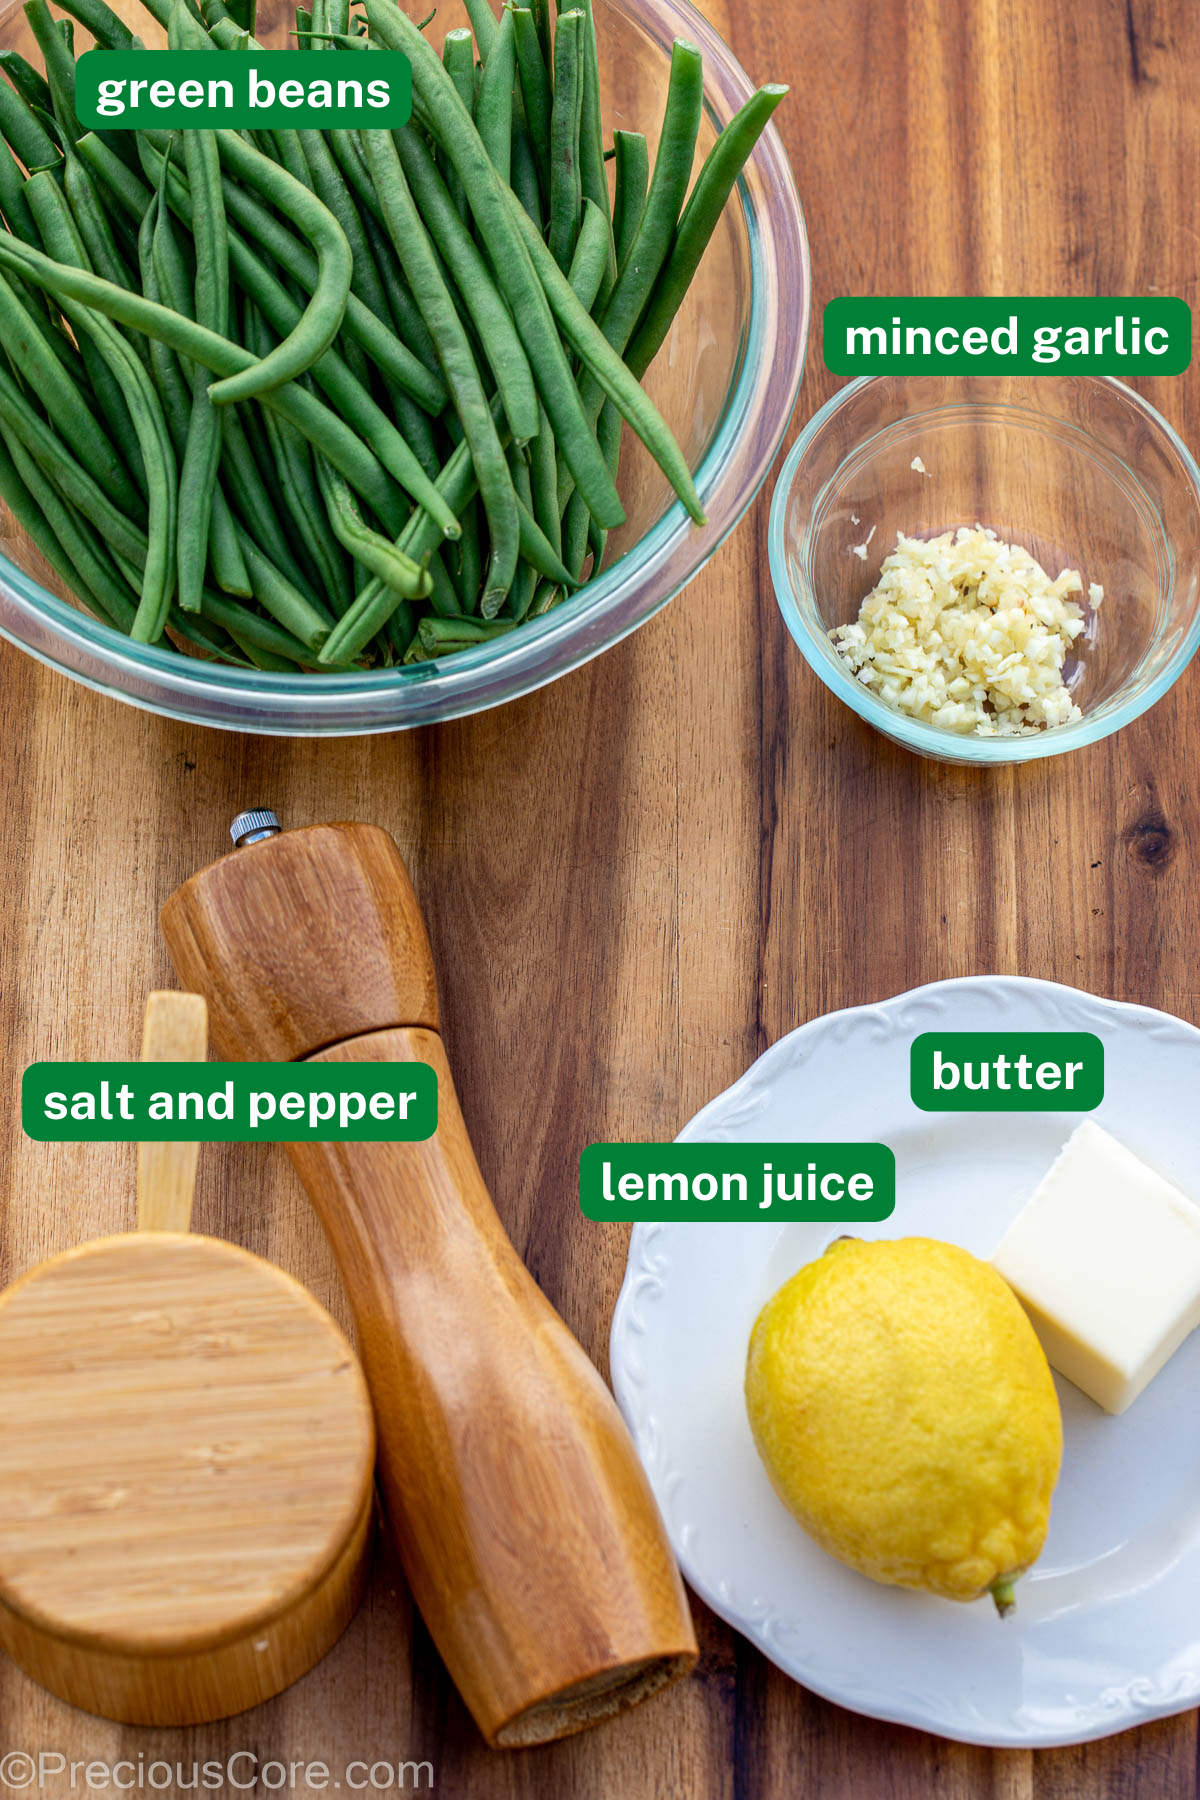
[0,1233,375,1657]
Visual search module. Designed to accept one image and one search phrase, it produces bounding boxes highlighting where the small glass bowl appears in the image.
[0,0,809,736]
[768,376,1200,764]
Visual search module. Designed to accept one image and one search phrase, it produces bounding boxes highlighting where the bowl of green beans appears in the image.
[0,0,808,734]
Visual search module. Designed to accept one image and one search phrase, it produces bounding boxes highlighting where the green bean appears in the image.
[611,129,648,271]
[0,51,50,119]
[235,530,332,650]
[501,187,704,522]
[367,0,623,530]
[382,599,416,659]
[420,548,458,621]
[295,4,314,44]
[9,435,136,628]
[0,432,116,624]
[141,195,193,448]
[55,0,137,51]
[317,567,409,665]
[324,124,381,224]
[219,402,319,599]
[596,39,702,360]
[148,172,195,373]
[474,3,515,183]
[0,229,407,530]
[0,65,59,170]
[527,397,559,560]
[354,201,442,379]
[549,11,583,272]
[316,454,432,600]
[453,494,481,613]
[567,194,611,313]
[529,577,563,617]
[363,127,519,609]
[480,439,532,620]
[570,0,613,291]
[330,415,511,658]
[0,139,40,244]
[258,399,351,614]
[587,397,620,567]
[229,634,294,670]
[196,586,317,664]
[77,131,150,227]
[63,151,137,294]
[384,367,440,481]
[529,0,551,64]
[0,137,69,340]
[461,0,497,60]
[207,126,351,404]
[205,486,251,594]
[504,555,537,623]
[0,264,141,515]
[165,16,231,612]
[509,112,543,227]
[426,548,463,625]
[517,498,577,584]
[165,612,255,666]
[296,126,394,324]
[393,125,538,444]
[418,613,515,654]
[627,85,788,377]
[511,8,551,174]
[241,298,348,609]
[440,28,475,221]
[396,392,502,565]
[76,303,175,640]
[561,484,589,580]
[24,0,82,148]
[153,186,250,597]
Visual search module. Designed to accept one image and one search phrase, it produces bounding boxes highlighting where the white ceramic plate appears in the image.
[610,976,1200,1748]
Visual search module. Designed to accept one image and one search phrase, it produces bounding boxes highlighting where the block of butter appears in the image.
[991,1119,1200,1414]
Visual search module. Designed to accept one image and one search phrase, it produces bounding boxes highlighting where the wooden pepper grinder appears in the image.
[161,814,697,1749]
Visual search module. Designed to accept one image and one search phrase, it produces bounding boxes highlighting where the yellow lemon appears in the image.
[745,1237,1062,1611]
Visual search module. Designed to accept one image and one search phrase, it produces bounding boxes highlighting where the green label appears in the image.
[910,1033,1103,1111]
[76,50,412,128]
[579,1142,895,1222]
[22,1061,437,1141]
[823,298,1191,375]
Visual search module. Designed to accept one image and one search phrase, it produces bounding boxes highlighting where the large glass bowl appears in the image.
[0,0,809,733]
[769,376,1200,765]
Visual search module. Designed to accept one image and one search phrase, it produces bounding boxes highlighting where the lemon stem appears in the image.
[989,1576,1016,1618]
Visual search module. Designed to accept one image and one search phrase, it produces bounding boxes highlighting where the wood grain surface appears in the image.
[0,0,1197,1793]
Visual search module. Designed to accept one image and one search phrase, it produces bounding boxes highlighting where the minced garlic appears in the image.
[829,526,1099,736]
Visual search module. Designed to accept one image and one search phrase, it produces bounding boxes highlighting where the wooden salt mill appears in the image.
[0,992,375,1726]
[161,813,697,1748]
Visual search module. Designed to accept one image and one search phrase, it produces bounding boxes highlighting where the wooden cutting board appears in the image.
[1,0,1197,1795]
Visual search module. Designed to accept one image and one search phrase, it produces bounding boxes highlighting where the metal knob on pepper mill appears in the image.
[161,815,697,1749]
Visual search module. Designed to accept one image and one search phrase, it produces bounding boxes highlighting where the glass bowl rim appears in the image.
[767,373,1200,764]
[0,0,811,736]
